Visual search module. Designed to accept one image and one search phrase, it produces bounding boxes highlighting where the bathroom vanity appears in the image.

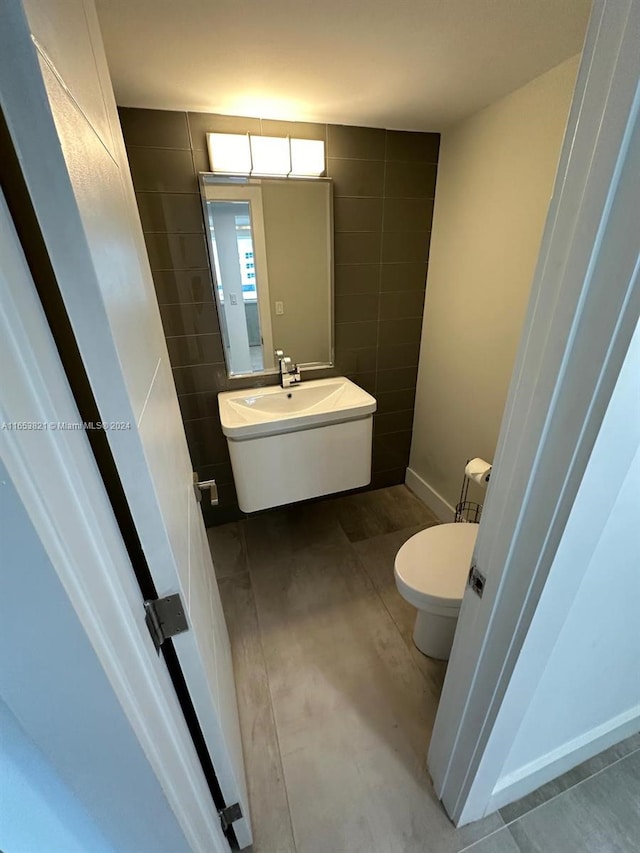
[203,163,377,512]
[218,377,376,512]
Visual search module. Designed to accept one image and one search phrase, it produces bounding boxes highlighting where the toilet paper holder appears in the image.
[455,458,492,523]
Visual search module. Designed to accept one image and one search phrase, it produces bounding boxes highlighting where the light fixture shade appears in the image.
[250,135,291,176]
[207,132,252,174]
[290,138,325,176]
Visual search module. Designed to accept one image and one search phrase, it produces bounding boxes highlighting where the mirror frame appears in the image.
[199,172,335,380]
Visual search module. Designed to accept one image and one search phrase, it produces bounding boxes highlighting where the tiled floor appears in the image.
[209,486,640,852]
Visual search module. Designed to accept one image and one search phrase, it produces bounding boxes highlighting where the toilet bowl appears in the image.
[394,523,479,660]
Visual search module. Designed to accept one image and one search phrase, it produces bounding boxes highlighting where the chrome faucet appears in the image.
[275,349,301,388]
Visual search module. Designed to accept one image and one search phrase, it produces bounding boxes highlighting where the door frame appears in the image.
[428,0,640,824]
[0,188,229,852]
[0,4,252,846]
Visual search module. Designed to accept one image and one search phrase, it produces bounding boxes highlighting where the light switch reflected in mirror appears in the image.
[200,174,334,378]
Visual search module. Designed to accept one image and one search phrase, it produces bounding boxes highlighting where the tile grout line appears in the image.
[497,743,640,834]
[456,821,521,853]
[373,130,389,395]
[349,511,443,694]
[458,743,640,851]
[241,525,300,853]
[358,545,438,692]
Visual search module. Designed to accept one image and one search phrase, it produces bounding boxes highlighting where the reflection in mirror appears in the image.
[200,174,334,378]
[207,197,270,374]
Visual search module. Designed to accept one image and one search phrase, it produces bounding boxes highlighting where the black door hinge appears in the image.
[144,594,189,652]
[218,802,242,833]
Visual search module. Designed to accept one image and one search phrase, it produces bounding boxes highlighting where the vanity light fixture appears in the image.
[290,138,325,177]
[249,135,291,176]
[207,132,252,175]
[206,132,325,178]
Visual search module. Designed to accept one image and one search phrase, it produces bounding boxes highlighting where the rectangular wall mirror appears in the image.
[200,174,334,378]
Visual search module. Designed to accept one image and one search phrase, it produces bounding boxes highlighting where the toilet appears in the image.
[394,523,479,660]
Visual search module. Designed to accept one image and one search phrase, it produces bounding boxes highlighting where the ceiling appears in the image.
[95,0,591,131]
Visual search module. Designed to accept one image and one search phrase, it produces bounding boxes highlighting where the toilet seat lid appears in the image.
[395,523,479,607]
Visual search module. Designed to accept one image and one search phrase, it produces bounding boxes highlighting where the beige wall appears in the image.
[409,55,580,510]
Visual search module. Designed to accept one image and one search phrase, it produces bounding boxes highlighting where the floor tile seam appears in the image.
[457,821,522,853]
[498,744,640,832]
[215,568,251,581]
[242,559,300,852]
[292,532,353,555]
[351,539,437,690]
[247,542,353,572]
[335,514,358,543]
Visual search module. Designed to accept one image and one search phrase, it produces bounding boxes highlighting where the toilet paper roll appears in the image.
[465,458,492,486]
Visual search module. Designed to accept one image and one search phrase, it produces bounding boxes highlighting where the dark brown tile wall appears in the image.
[119,107,439,524]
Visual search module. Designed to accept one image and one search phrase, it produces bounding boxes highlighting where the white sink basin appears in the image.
[218,377,376,440]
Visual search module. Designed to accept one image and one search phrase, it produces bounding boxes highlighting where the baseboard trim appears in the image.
[405,468,456,522]
[487,706,640,814]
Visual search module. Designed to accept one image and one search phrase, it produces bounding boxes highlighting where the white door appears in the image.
[0,187,228,852]
[428,0,640,825]
[0,1,252,848]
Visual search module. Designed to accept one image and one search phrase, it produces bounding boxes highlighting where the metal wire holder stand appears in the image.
[455,461,484,523]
